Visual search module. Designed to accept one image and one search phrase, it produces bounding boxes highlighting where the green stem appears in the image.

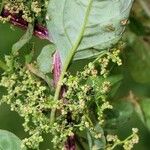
[85,114,93,126]
[92,51,109,64]
[50,0,94,124]
[0,59,7,71]
[109,134,134,150]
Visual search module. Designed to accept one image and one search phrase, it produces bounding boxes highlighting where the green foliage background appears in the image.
[0,1,150,149]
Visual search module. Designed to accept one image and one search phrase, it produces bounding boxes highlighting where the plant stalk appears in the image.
[52,51,76,150]
[50,0,93,124]
[1,9,51,40]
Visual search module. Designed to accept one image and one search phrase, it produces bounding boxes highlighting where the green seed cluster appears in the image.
[0,46,138,150]
[0,55,56,149]
[49,55,115,149]
[48,44,138,150]
[2,0,48,23]
[99,43,123,77]
[0,15,11,23]
[106,128,139,150]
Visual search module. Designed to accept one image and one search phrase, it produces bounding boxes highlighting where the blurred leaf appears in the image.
[137,0,150,18]
[129,16,146,36]
[114,100,134,124]
[12,24,33,55]
[0,0,4,14]
[126,34,150,84]
[0,129,26,150]
[105,99,134,130]
[107,75,123,85]
[124,92,150,131]
[37,44,55,74]
[107,75,123,97]
[87,124,106,150]
[138,98,150,130]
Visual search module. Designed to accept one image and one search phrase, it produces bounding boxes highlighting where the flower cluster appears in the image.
[0,48,138,150]
[1,0,48,23]
[48,50,122,148]
[106,128,139,150]
[0,55,55,149]
[99,43,124,77]
[0,15,11,23]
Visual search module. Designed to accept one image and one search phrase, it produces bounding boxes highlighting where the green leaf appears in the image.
[138,98,150,130]
[108,75,123,97]
[107,75,123,85]
[87,131,93,150]
[105,100,134,129]
[37,44,55,74]
[115,100,134,124]
[126,34,150,84]
[47,0,134,66]
[129,16,146,36]
[12,24,33,55]
[0,129,26,150]
[26,64,52,87]
[87,124,106,150]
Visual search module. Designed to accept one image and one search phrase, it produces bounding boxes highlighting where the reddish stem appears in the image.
[53,51,62,86]
[53,52,76,150]
[1,9,52,40]
[65,135,76,150]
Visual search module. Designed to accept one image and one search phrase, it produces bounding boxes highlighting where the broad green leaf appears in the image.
[126,34,150,83]
[12,24,33,55]
[87,131,93,150]
[107,75,123,85]
[47,0,134,66]
[137,98,150,130]
[105,100,134,129]
[37,44,55,74]
[0,129,26,150]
